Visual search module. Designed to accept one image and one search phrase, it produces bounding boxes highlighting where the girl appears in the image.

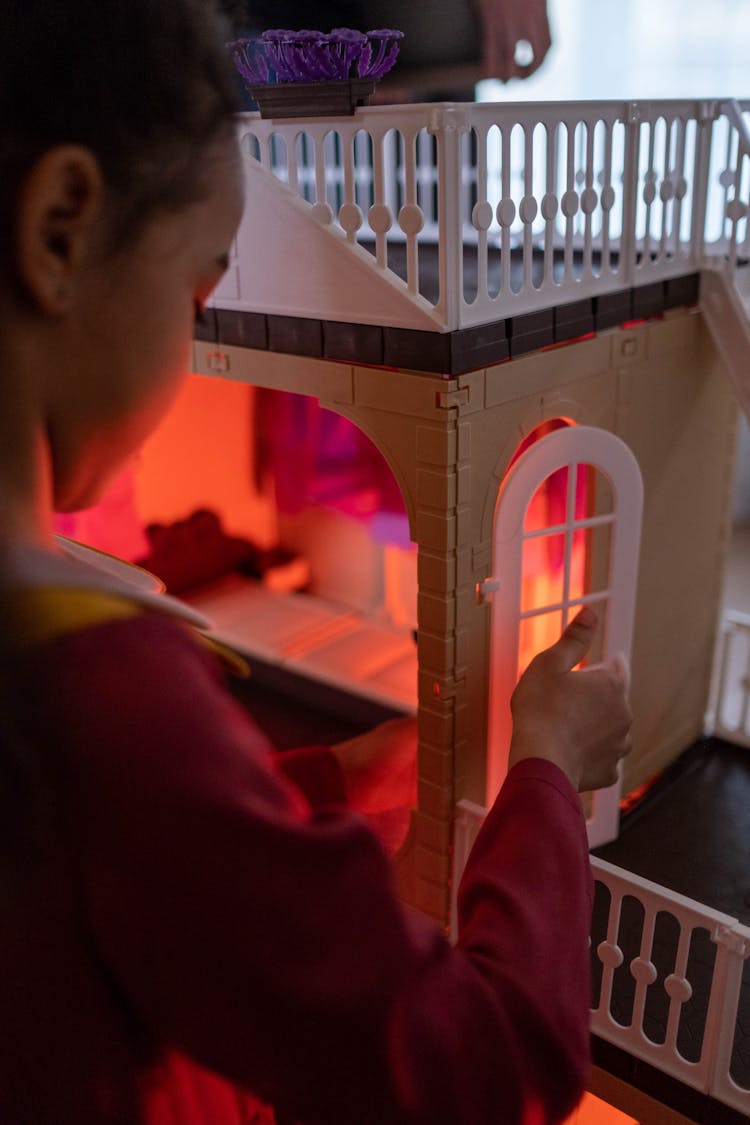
[0,2,632,1122]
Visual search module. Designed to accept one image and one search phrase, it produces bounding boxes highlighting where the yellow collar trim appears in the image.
[11,586,249,678]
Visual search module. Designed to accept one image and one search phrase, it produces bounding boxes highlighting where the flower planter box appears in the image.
[250,77,377,119]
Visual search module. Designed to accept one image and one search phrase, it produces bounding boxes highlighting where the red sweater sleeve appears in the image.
[274,744,347,808]
[35,614,592,1125]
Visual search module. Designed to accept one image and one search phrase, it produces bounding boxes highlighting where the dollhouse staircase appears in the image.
[700,264,750,426]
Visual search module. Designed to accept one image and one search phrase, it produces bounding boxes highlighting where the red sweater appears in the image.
[3,609,592,1125]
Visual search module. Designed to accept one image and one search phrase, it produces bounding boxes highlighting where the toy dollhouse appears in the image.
[169,94,750,1121]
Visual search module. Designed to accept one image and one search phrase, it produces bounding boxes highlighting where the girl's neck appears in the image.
[0,317,57,550]
[0,427,56,551]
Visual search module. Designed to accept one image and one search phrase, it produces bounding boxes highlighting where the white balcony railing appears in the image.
[591,856,750,1117]
[229,97,750,331]
[453,800,750,1116]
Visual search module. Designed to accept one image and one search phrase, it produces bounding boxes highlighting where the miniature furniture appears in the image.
[188,96,750,1121]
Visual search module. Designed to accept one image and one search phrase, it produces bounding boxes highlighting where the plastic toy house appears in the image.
[176,97,750,1121]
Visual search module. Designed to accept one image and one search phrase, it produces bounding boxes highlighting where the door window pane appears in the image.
[518,611,562,677]
[521,532,566,612]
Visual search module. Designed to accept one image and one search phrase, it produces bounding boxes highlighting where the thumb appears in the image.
[611,651,631,692]
[543,606,597,673]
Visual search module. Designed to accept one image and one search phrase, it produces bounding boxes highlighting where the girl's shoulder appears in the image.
[6,537,247,676]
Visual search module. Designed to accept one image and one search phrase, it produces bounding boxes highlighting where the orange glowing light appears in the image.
[563,1092,638,1124]
[516,462,588,679]
[135,372,273,542]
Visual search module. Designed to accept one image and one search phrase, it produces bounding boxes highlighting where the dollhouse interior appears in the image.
[65,68,750,1125]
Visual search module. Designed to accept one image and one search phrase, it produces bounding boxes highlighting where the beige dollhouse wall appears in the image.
[453,308,737,807]
[193,304,736,925]
[615,313,737,788]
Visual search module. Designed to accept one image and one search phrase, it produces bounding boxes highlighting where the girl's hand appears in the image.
[508,607,633,792]
[331,716,418,817]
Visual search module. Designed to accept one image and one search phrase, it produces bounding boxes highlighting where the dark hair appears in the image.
[0,0,241,874]
[0,0,241,262]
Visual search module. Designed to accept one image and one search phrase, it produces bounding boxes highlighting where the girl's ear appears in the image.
[15,145,104,316]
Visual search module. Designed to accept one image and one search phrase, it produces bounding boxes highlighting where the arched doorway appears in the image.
[487,423,643,847]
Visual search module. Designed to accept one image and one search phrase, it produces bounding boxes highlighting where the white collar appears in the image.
[6,537,211,631]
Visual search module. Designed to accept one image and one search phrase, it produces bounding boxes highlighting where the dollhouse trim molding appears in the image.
[197,274,700,375]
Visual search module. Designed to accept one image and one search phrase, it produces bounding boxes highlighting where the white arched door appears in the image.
[486,425,643,848]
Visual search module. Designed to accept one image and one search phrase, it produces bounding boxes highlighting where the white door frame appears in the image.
[486,425,643,848]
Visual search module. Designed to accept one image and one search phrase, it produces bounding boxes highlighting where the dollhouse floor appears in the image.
[193,575,417,719]
[358,242,693,322]
[369,241,611,307]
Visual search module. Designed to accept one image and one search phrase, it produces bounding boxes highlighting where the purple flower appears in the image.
[300,33,341,81]
[227,38,269,85]
[281,31,326,81]
[259,29,298,81]
[228,26,404,89]
[260,28,337,82]
[329,28,368,78]
[359,29,404,79]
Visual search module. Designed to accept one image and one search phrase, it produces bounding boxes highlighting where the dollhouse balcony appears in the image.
[206,96,750,386]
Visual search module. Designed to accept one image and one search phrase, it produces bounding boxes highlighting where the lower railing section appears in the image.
[591,856,750,1116]
[452,800,750,1116]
